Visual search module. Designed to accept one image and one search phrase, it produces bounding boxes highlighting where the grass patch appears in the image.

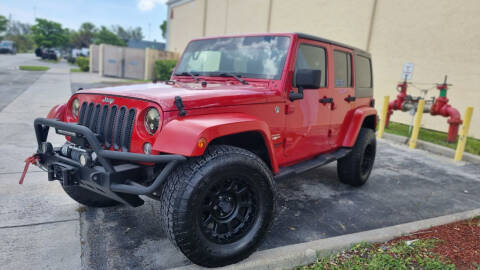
[385,121,480,155]
[70,68,83,72]
[298,240,455,270]
[19,65,50,71]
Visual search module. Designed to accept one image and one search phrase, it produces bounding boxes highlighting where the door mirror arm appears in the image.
[289,87,304,101]
[289,69,322,101]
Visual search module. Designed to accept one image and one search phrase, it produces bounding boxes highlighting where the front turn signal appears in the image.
[197,138,207,149]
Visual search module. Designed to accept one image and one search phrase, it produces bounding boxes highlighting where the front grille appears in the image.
[78,102,136,152]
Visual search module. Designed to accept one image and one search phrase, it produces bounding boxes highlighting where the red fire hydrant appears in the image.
[385,80,408,128]
[429,76,462,143]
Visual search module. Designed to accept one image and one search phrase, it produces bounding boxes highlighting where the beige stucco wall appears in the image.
[167,0,479,138]
[167,0,206,52]
[269,0,374,50]
[370,0,480,139]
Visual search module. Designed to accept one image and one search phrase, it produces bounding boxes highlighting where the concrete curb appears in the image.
[381,132,480,165]
[170,208,480,270]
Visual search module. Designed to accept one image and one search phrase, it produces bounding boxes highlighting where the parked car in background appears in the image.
[67,48,90,63]
[41,49,61,60]
[0,40,17,54]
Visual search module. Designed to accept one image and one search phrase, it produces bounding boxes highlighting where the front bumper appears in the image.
[34,118,185,207]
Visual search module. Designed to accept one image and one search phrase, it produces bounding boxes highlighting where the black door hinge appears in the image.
[174,96,187,116]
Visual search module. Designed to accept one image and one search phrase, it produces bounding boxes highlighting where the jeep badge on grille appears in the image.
[103,97,114,104]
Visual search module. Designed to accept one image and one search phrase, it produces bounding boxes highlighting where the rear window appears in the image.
[334,50,352,88]
[355,55,372,88]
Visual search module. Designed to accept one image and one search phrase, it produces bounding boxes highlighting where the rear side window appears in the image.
[294,44,326,87]
[334,50,352,87]
[355,55,372,88]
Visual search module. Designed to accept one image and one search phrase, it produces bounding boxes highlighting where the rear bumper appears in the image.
[34,118,185,206]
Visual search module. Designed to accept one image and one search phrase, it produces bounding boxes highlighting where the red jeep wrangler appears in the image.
[29,33,376,267]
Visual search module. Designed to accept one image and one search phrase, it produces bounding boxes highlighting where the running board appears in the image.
[275,148,351,180]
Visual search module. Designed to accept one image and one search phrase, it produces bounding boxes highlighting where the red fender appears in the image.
[153,113,278,172]
[341,107,377,147]
[47,104,66,121]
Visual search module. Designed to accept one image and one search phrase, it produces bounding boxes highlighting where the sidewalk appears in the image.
[0,63,81,270]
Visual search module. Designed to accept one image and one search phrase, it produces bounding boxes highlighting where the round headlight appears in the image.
[72,98,80,118]
[144,108,160,135]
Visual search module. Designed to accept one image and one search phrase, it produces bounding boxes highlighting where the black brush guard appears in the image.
[34,118,186,207]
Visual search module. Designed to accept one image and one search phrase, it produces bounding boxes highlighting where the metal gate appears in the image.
[124,48,145,80]
[103,45,124,77]
[90,45,99,73]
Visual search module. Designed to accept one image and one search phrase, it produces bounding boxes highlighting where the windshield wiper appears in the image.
[218,73,249,85]
[175,71,199,82]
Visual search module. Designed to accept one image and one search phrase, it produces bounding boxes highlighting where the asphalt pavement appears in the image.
[80,140,480,270]
[0,54,58,112]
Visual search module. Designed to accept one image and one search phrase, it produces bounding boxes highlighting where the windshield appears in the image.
[175,36,291,80]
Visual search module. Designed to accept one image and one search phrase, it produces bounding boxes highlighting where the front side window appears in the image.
[334,50,352,87]
[175,36,291,80]
[294,44,326,87]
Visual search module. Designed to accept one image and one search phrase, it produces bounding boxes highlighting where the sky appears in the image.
[0,0,168,42]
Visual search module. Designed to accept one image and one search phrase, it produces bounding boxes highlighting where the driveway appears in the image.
[0,54,56,112]
[80,140,480,269]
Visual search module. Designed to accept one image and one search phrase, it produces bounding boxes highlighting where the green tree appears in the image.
[70,22,96,48]
[0,15,7,39]
[31,18,67,48]
[112,25,144,43]
[93,26,126,46]
[160,20,167,39]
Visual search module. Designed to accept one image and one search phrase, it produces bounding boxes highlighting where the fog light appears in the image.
[79,153,91,167]
[143,143,152,155]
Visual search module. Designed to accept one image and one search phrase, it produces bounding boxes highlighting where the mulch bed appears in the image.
[389,217,480,269]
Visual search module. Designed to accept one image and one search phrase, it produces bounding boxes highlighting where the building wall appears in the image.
[166,0,479,138]
[370,0,480,139]
[269,0,374,50]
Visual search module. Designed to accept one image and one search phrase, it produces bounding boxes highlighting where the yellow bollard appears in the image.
[409,99,425,149]
[454,107,474,161]
[377,96,390,139]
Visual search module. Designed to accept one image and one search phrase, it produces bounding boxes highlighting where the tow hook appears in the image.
[19,154,40,184]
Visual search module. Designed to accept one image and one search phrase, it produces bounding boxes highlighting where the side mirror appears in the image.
[290,69,322,101]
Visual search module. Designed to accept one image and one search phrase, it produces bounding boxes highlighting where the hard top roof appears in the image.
[296,33,370,56]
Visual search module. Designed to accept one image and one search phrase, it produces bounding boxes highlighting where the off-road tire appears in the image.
[62,185,120,207]
[337,128,376,186]
[160,145,275,267]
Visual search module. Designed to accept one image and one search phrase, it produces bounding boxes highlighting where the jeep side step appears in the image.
[275,148,351,180]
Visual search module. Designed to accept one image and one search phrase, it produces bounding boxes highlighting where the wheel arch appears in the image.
[341,107,377,147]
[47,104,66,121]
[152,113,279,173]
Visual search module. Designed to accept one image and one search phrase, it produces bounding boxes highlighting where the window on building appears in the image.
[294,44,326,87]
[334,50,352,87]
[355,55,372,88]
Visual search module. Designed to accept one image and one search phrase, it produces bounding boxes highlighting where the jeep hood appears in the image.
[78,82,279,111]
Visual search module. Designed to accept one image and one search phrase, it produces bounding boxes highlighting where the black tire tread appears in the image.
[337,128,376,186]
[160,145,275,267]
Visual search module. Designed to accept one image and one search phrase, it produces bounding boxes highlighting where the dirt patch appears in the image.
[391,217,480,269]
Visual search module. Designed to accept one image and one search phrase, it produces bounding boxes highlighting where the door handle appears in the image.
[344,95,356,103]
[319,97,333,104]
